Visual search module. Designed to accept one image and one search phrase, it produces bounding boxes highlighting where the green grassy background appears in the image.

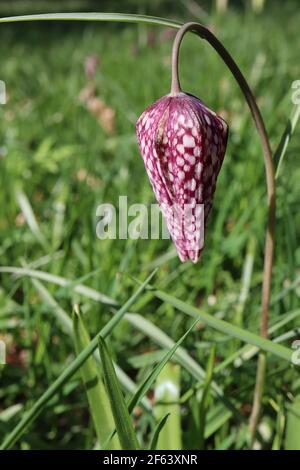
[0,0,299,450]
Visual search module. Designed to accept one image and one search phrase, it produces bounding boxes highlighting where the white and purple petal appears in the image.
[136,92,228,263]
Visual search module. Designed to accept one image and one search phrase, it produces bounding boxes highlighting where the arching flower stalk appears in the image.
[136,22,276,445]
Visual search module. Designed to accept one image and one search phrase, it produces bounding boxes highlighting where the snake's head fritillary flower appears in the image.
[136,92,228,263]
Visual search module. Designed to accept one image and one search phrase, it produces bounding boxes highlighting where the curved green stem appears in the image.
[171,22,276,445]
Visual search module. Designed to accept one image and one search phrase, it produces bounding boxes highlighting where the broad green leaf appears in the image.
[98,337,139,450]
[73,307,120,449]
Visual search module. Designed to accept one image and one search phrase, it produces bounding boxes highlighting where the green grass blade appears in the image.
[1,265,297,315]
[73,306,120,450]
[272,401,285,450]
[98,337,139,450]
[127,318,199,415]
[30,277,72,335]
[234,237,256,331]
[285,396,300,450]
[0,12,182,28]
[275,103,300,179]
[104,318,200,448]
[215,308,300,373]
[4,266,292,374]
[204,405,232,440]
[125,313,226,396]
[0,267,117,306]
[152,289,293,362]
[149,414,170,450]
[0,270,156,450]
[113,364,151,412]
[198,345,216,449]
[154,363,181,450]
[124,313,242,422]
[2,266,268,409]
[125,313,208,382]
[15,188,48,250]
[30,276,151,410]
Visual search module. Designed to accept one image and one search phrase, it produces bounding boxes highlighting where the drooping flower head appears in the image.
[136,92,228,263]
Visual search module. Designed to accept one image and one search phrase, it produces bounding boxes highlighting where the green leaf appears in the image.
[98,336,139,450]
[285,396,300,450]
[15,187,48,250]
[29,275,151,411]
[0,270,156,450]
[0,13,182,29]
[275,103,300,179]
[0,266,117,306]
[198,345,216,449]
[124,313,242,423]
[105,318,200,448]
[127,318,199,416]
[1,265,295,363]
[154,363,181,450]
[73,306,120,449]
[204,404,232,440]
[125,314,220,395]
[149,414,170,450]
[272,401,285,450]
[152,289,293,363]
[215,307,300,373]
